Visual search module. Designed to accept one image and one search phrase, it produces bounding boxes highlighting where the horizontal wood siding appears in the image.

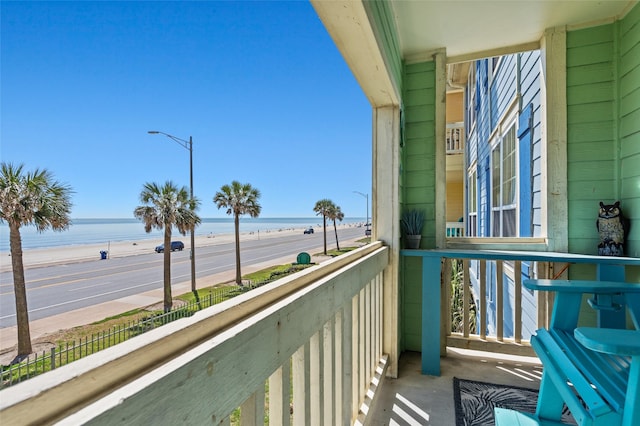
[619,3,640,259]
[566,23,617,255]
[401,60,436,351]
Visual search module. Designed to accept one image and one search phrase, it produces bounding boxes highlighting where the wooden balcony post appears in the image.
[293,343,310,426]
[268,364,291,426]
[323,320,334,425]
[240,387,265,426]
[310,331,322,426]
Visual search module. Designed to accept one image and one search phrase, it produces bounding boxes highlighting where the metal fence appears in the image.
[1,279,271,388]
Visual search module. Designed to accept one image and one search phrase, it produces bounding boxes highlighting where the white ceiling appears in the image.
[391,0,635,59]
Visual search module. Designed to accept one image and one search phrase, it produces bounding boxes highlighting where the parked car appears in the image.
[155,241,185,253]
[303,227,314,234]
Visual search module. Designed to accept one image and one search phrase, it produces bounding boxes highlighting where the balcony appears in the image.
[445,123,464,155]
[1,242,390,424]
[2,243,637,424]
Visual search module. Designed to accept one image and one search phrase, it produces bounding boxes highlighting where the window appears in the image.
[467,168,477,236]
[491,124,517,237]
[467,63,476,130]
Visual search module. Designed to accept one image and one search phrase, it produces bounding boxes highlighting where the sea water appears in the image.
[0,217,365,252]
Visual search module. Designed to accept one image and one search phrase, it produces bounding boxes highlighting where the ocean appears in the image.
[0,217,365,252]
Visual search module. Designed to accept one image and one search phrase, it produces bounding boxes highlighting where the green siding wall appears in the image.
[401,60,437,351]
[566,23,618,255]
[567,4,640,261]
[619,3,640,260]
[566,3,639,285]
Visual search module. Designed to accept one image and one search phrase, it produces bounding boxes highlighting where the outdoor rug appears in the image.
[453,377,575,426]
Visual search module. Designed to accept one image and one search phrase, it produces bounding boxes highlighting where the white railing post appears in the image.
[496,260,504,342]
[240,386,265,425]
[514,261,522,344]
[268,364,291,426]
[463,259,471,337]
[293,343,310,426]
[334,310,343,423]
[479,260,487,339]
[352,294,361,421]
[323,319,335,425]
[310,330,322,426]
[342,302,354,425]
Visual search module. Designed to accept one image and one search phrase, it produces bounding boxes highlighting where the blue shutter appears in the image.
[518,104,533,237]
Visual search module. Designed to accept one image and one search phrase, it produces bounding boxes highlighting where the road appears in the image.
[0,227,365,328]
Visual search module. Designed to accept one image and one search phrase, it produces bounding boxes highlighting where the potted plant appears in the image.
[401,209,425,249]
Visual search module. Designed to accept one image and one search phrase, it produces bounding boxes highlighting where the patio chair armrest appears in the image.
[523,279,640,294]
[575,327,640,356]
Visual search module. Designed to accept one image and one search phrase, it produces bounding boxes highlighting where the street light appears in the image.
[148,130,196,293]
[353,191,370,236]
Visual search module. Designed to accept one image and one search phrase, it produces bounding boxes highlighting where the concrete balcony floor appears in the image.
[368,348,542,425]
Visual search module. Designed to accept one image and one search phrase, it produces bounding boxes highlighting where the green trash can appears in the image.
[296,252,311,265]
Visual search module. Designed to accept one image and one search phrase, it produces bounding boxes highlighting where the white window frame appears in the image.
[467,165,478,237]
[490,113,518,237]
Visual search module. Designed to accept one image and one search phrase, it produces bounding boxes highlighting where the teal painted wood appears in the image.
[494,407,562,425]
[576,327,640,356]
[532,329,622,425]
[401,249,640,266]
[421,255,440,375]
[523,279,640,293]
[400,249,640,374]
[525,277,640,426]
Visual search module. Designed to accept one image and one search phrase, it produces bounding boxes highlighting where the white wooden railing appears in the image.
[446,122,464,154]
[0,243,390,425]
[446,221,465,237]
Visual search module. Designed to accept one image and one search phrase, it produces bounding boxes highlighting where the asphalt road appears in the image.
[0,227,366,328]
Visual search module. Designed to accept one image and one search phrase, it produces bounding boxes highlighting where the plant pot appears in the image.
[405,234,421,249]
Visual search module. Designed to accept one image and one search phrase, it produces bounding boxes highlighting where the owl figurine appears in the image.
[596,201,629,256]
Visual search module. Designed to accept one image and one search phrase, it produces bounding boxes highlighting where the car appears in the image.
[155,241,185,253]
[303,227,314,234]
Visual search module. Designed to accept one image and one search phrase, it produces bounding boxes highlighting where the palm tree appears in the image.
[327,203,344,251]
[313,199,333,255]
[134,181,200,312]
[213,181,261,285]
[0,162,73,357]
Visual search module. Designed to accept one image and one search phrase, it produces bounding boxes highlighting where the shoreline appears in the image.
[0,224,356,272]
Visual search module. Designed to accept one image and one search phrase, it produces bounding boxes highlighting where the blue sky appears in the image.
[1,1,372,219]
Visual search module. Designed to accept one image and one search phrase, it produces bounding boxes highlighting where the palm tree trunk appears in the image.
[333,219,340,251]
[323,216,327,255]
[9,223,32,356]
[163,228,172,313]
[234,213,242,285]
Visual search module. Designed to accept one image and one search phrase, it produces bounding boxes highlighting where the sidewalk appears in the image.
[0,237,354,359]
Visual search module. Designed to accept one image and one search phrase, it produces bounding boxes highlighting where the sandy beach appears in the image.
[0,224,343,272]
